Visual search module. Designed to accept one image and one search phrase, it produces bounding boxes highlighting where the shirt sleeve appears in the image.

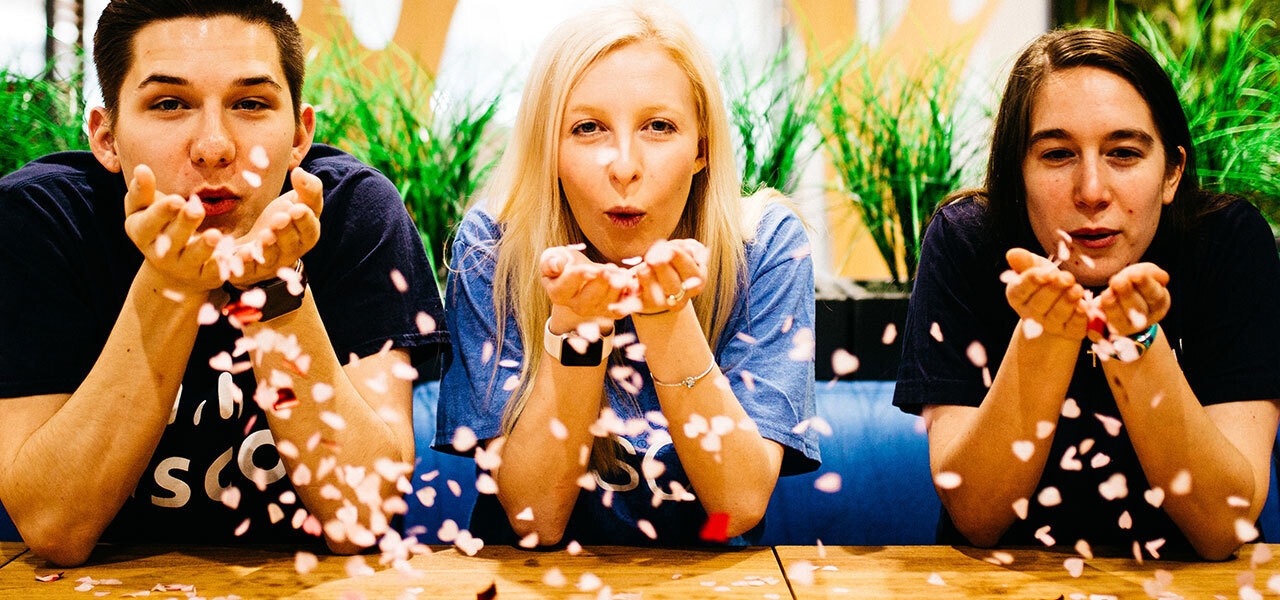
[302,155,448,366]
[714,203,821,475]
[435,206,524,452]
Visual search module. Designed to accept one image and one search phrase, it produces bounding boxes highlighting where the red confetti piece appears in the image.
[273,388,299,411]
[35,573,63,582]
[700,512,731,543]
[1087,316,1108,337]
[222,301,263,327]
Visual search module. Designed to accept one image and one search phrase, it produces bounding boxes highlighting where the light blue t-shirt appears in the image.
[437,201,819,545]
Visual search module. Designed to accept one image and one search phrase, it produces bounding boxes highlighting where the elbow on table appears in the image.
[946,512,1006,549]
[718,495,770,539]
[25,528,97,567]
[1189,531,1245,562]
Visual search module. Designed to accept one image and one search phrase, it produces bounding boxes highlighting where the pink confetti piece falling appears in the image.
[788,328,815,361]
[986,551,1014,565]
[415,487,436,508]
[502,375,520,391]
[1237,519,1261,543]
[414,311,436,335]
[475,473,498,495]
[814,472,842,493]
[1022,318,1044,339]
[319,410,346,430]
[1012,498,1029,520]
[388,269,408,293]
[1228,495,1251,508]
[1098,473,1128,500]
[1090,453,1111,469]
[934,472,962,490]
[881,323,897,345]
[1079,438,1094,454]
[447,480,462,497]
[1061,398,1081,419]
[1127,309,1147,329]
[929,322,944,342]
[637,519,658,539]
[221,486,241,510]
[249,145,270,169]
[999,269,1018,284]
[154,233,172,258]
[831,349,859,376]
[242,170,262,188]
[197,302,221,325]
[161,288,186,303]
[595,147,619,166]
[1254,543,1272,566]
[1119,511,1133,529]
[1034,525,1055,546]
[1038,486,1062,507]
[1075,539,1094,559]
[1064,557,1084,578]
[1170,470,1192,495]
[966,341,988,367]
[234,518,251,536]
[1094,413,1122,437]
[1145,538,1166,559]
[790,243,812,260]
[566,540,582,555]
[1012,440,1034,462]
[1060,446,1083,471]
[1035,420,1055,439]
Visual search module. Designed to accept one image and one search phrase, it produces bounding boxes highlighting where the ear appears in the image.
[88,107,122,173]
[1162,145,1186,205]
[693,137,707,175]
[289,103,317,170]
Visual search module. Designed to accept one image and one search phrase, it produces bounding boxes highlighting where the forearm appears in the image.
[1104,330,1257,559]
[0,264,206,564]
[494,352,608,546]
[244,292,414,553]
[634,304,783,537]
[928,322,1080,546]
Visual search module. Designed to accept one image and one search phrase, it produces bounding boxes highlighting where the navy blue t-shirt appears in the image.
[894,197,1280,554]
[0,145,447,544]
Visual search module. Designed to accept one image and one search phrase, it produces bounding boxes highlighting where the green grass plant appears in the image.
[304,36,502,287]
[1120,1,1280,221]
[723,37,833,195]
[0,60,87,177]
[822,49,976,284]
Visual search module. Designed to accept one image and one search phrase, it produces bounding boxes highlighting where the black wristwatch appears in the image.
[222,259,307,325]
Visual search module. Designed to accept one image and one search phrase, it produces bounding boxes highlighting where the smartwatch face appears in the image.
[560,337,604,367]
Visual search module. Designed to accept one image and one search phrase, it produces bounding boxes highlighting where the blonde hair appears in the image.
[484,3,747,448]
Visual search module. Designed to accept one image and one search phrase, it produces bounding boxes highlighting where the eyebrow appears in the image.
[137,73,282,91]
[1027,128,1156,146]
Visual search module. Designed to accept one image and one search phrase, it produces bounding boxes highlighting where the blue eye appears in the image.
[572,121,601,135]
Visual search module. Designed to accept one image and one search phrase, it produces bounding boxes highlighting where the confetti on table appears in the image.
[295,551,318,575]
[543,567,567,587]
[926,572,945,586]
[1064,557,1084,578]
[577,572,603,591]
[566,541,582,555]
[786,561,816,586]
[35,573,63,582]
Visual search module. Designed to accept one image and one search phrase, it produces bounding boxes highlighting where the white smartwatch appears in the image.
[543,318,614,367]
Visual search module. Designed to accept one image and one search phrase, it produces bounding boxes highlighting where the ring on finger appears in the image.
[666,288,685,306]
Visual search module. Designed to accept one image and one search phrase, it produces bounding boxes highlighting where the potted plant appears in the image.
[816,47,982,380]
[1119,1,1280,224]
[1,59,87,177]
[304,35,504,290]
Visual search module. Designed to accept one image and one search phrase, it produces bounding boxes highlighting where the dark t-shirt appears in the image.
[0,146,447,544]
[894,197,1280,553]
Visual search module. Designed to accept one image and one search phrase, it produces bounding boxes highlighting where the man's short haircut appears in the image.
[93,0,306,123]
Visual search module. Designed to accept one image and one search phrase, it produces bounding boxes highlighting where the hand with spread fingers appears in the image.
[633,238,709,315]
[122,164,225,292]
[1093,262,1171,338]
[225,167,324,288]
[539,244,637,322]
[1003,247,1090,341]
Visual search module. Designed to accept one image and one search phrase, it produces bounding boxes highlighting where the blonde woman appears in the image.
[437,3,818,547]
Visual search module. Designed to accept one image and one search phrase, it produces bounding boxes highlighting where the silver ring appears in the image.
[666,288,685,306]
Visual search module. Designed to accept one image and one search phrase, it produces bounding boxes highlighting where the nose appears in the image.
[1073,155,1110,210]
[190,108,235,167]
[607,136,640,191]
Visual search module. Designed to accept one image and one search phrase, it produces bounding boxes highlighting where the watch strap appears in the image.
[222,259,308,326]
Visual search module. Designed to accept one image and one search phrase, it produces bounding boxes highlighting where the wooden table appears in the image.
[777,544,1277,599]
[0,544,789,599]
[0,542,26,569]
